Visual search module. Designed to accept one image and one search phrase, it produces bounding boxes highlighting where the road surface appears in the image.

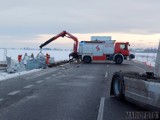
[0,60,157,120]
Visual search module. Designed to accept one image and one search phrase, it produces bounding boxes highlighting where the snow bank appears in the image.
[0,49,71,81]
[133,53,156,67]
[0,49,71,62]
[0,69,41,81]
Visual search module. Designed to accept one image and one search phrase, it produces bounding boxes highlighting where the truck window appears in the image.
[120,44,125,49]
[120,44,128,50]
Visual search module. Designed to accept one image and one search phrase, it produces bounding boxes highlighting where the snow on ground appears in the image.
[0,69,41,81]
[0,48,71,81]
[133,53,157,67]
[0,49,71,62]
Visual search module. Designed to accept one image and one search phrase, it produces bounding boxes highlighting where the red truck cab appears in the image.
[114,42,130,56]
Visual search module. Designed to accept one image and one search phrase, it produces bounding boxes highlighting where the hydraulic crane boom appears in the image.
[39,30,78,53]
[39,30,79,61]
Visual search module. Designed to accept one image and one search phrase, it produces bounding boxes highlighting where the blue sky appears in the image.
[0,0,160,49]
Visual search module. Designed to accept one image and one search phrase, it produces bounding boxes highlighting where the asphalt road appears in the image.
[0,60,155,120]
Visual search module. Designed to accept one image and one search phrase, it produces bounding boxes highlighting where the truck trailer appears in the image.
[110,71,160,110]
[110,42,160,110]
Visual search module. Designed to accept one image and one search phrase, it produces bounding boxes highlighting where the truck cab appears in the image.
[114,42,130,56]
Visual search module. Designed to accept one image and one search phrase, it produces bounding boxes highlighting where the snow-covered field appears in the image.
[0,49,71,62]
[133,53,157,67]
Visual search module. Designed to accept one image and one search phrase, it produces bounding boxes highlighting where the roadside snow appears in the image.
[133,53,156,67]
[0,69,41,81]
[0,49,71,81]
[0,49,71,62]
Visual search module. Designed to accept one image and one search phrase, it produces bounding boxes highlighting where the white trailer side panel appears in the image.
[82,44,93,54]
[78,43,83,55]
[92,44,103,56]
[124,76,160,109]
[103,40,115,54]
[79,40,115,55]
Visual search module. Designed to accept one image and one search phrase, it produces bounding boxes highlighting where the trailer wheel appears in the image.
[112,72,124,100]
[115,55,123,64]
[83,56,91,63]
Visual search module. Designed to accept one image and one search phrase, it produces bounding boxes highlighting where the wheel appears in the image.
[83,56,91,63]
[112,72,124,100]
[129,54,135,60]
[115,55,123,64]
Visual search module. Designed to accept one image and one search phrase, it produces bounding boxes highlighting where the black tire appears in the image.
[83,56,91,63]
[115,55,123,64]
[112,72,125,100]
[129,54,135,60]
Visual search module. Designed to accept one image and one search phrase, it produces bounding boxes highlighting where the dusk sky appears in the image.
[0,0,160,49]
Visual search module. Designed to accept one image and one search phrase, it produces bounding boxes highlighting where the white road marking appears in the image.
[105,72,108,78]
[36,80,44,84]
[24,84,34,89]
[52,74,57,77]
[97,97,105,120]
[26,95,37,100]
[8,90,20,95]
[45,77,51,80]
[106,65,109,70]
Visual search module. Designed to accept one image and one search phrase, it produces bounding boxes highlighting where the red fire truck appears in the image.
[79,36,134,64]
